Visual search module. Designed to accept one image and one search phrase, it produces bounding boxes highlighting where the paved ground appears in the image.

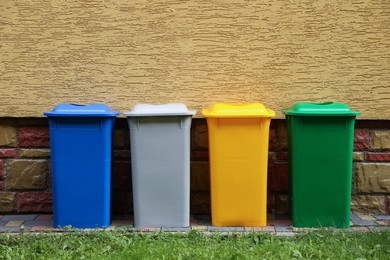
[0,213,389,235]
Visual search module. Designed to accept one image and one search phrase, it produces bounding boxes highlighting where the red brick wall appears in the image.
[0,118,389,215]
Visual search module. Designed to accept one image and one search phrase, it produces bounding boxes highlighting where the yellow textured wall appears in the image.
[0,0,389,118]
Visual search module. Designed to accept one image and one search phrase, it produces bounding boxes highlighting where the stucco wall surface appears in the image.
[0,0,389,118]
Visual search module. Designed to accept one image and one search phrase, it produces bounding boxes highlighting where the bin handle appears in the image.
[70,104,86,106]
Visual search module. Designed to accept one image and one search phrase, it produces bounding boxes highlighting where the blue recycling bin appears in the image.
[44,104,118,228]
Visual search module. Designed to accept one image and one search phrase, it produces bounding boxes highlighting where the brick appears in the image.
[190,162,210,191]
[268,219,292,227]
[268,152,276,161]
[353,152,364,162]
[0,160,3,179]
[16,118,48,127]
[191,151,209,161]
[18,127,50,147]
[274,194,289,214]
[0,192,16,212]
[277,122,288,150]
[371,130,390,150]
[112,214,133,221]
[366,152,390,162]
[7,160,49,190]
[277,151,288,161]
[113,129,129,149]
[193,214,211,223]
[351,195,386,215]
[0,148,18,158]
[112,161,131,191]
[268,162,288,192]
[113,150,131,160]
[355,121,390,129]
[0,120,17,147]
[387,196,390,215]
[354,130,370,150]
[190,191,210,214]
[267,194,275,213]
[355,120,390,129]
[112,191,132,214]
[47,166,52,190]
[18,192,52,213]
[19,149,51,158]
[191,119,208,149]
[190,218,198,226]
[274,213,289,220]
[355,163,390,192]
[1,214,38,221]
[269,129,276,151]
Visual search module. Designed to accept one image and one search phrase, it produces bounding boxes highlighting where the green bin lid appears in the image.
[282,102,360,116]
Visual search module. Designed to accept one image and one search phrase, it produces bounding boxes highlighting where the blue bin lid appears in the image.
[44,104,119,117]
[282,102,360,116]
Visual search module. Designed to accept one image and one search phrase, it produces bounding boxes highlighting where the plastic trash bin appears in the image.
[44,104,118,228]
[282,102,360,228]
[202,103,275,227]
[125,103,195,228]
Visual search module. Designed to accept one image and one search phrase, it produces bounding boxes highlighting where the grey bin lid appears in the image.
[124,103,196,117]
[44,104,119,117]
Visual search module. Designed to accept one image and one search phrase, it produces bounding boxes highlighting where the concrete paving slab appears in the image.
[6,221,23,227]
[275,226,293,232]
[373,215,390,221]
[161,227,191,232]
[208,226,245,232]
[350,214,376,226]
[23,220,53,229]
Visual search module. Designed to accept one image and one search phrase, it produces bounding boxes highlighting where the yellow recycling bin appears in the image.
[202,103,275,227]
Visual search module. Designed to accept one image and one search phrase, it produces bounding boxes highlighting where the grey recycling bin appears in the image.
[125,103,195,228]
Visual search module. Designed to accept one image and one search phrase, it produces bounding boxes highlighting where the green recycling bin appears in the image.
[283,102,360,228]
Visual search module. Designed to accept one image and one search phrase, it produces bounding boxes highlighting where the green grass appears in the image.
[0,230,389,259]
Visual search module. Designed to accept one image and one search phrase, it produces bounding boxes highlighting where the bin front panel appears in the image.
[49,117,115,228]
[128,116,191,228]
[288,116,355,228]
[207,117,271,227]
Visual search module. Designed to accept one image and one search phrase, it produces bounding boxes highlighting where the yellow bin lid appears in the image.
[202,103,275,118]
